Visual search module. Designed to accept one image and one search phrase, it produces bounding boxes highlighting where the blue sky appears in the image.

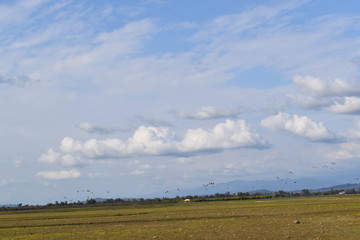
[2,0,360,204]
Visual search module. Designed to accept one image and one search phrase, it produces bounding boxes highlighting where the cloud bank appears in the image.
[293,75,360,97]
[40,119,267,166]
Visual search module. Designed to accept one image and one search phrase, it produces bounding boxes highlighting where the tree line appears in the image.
[1,187,359,211]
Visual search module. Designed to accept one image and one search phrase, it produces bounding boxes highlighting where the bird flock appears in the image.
[58,159,360,203]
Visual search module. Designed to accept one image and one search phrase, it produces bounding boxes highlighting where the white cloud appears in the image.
[36,169,81,180]
[39,149,60,164]
[135,115,172,127]
[326,150,353,160]
[346,121,360,139]
[191,0,303,42]
[130,163,152,175]
[39,119,267,166]
[329,97,360,114]
[326,143,360,160]
[177,106,243,120]
[2,14,159,92]
[187,2,360,83]
[293,75,360,97]
[224,163,236,169]
[261,112,336,141]
[291,76,360,113]
[130,169,145,175]
[58,19,157,70]
[0,0,46,26]
[139,164,151,169]
[13,159,22,168]
[77,122,117,134]
[39,148,88,167]
[127,160,140,166]
[176,157,194,164]
[180,119,266,152]
[288,94,331,109]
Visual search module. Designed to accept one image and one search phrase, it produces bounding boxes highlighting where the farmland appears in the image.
[1,195,360,239]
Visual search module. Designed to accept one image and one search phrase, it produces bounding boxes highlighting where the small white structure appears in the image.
[184,199,191,203]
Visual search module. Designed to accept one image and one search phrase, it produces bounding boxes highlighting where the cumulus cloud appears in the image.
[177,106,243,120]
[179,119,266,152]
[39,149,60,164]
[36,169,81,180]
[291,75,360,114]
[293,75,360,97]
[77,122,118,134]
[39,119,267,166]
[326,143,360,160]
[39,148,88,167]
[261,112,336,142]
[329,97,360,114]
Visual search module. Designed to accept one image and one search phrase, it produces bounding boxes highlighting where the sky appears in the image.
[2,0,360,204]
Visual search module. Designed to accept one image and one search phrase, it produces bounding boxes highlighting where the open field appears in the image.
[1,195,360,239]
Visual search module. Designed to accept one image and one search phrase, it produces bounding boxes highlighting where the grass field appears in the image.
[1,195,360,239]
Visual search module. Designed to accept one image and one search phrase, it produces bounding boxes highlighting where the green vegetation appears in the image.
[4,186,357,211]
[1,195,360,239]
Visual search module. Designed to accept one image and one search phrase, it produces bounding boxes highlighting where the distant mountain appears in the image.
[140,177,343,198]
[0,204,17,207]
[314,183,360,192]
[3,182,360,207]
